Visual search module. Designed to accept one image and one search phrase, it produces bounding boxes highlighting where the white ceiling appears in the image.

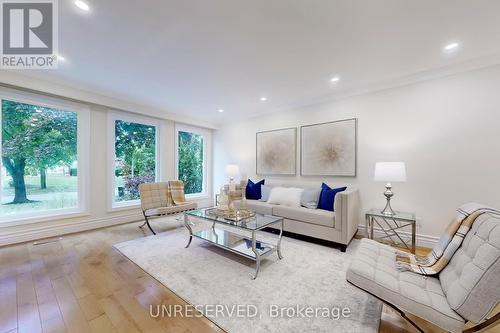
[10,0,500,125]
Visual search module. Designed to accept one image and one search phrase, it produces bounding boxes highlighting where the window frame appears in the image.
[0,88,90,226]
[107,111,161,211]
[175,123,208,199]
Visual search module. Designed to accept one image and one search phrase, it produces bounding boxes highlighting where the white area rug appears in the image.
[114,218,382,333]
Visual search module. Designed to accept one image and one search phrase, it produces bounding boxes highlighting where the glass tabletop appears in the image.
[366,208,416,222]
[186,208,282,231]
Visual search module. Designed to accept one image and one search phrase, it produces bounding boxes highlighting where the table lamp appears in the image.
[225,164,240,182]
[374,162,406,216]
[225,164,240,190]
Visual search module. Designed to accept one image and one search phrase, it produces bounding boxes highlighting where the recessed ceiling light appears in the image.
[443,42,460,52]
[218,109,224,113]
[330,76,341,83]
[74,0,90,11]
[260,97,268,102]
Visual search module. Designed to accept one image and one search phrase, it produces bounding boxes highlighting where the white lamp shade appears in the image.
[374,162,406,182]
[225,164,240,178]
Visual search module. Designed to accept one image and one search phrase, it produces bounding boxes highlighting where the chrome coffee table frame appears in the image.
[184,208,284,279]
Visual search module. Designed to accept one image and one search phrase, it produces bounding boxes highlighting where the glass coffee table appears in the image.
[184,208,284,279]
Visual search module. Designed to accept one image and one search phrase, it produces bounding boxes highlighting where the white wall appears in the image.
[0,82,214,246]
[214,65,500,242]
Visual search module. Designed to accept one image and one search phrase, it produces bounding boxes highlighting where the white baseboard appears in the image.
[0,212,143,247]
[357,224,439,249]
[0,214,439,249]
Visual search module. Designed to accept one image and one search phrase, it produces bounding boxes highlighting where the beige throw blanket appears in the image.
[396,203,500,275]
[168,180,187,205]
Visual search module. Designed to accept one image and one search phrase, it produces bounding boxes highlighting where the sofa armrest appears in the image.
[334,188,360,245]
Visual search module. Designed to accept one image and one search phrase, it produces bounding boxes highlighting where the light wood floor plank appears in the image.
[30,257,66,333]
[77,294,104,321]
[51,277,91,333]
[98,295,141,333]
[88,314,118,333]
[112,289,167,333]
[16,271,42,333]
[0,275,18,333]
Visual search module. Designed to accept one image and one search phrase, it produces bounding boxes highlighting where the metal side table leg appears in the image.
[277,219,284,260]
[184,214,193,248]
[412,221,416,254]
[251,231,261,280]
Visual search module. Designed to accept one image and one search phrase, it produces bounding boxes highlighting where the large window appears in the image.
[0,95,88,221]
[111,115,158,207]
[177,126,206,196]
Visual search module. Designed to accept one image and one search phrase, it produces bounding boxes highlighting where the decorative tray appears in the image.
[206,208,256,222]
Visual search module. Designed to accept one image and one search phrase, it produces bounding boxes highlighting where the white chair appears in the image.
[347,209,500,333]
[138,182,197,235]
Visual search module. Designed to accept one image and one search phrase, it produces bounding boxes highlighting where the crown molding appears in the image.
[219,53,500,126]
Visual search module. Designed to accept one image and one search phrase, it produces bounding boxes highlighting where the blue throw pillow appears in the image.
[317,183,347,212]
[246,179,265,200]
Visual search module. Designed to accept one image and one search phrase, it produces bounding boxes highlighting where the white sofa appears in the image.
[234,185,359,252]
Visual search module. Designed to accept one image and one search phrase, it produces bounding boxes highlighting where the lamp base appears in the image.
[381,183,396,216]
[381,200,396,216]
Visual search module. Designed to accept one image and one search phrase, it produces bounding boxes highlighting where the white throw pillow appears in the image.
[267,187,304,207]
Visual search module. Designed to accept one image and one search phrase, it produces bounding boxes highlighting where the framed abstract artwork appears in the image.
[256,127,297,175]
[300,118,357,176]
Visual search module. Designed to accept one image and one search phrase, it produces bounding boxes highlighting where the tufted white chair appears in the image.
[138,182,197,235]
[347,209,500,333]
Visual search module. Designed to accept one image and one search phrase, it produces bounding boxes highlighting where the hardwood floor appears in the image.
[0,220,498,333]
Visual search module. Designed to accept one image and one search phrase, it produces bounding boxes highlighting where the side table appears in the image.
[365,209,417,253]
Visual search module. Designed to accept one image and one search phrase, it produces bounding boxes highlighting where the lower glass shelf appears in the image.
[192,228,275,260]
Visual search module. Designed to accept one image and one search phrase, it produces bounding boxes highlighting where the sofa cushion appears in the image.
[272,205,335,228]
[439,212,500,323]
[267,187,304,207]
[300,188,321,209]
[259,185,272,202]
[347,239,465,333]
[244,200,274,215]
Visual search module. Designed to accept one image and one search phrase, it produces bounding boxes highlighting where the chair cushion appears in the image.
[144,202,197,216]
[347,239,465,333]
[272,205,335,228]
[439,212,500,323]
[139,182,171,210]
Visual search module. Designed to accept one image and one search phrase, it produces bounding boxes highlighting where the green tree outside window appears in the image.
[1,99,77,205]
[178,131,203,195]
[114,120,156,201]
